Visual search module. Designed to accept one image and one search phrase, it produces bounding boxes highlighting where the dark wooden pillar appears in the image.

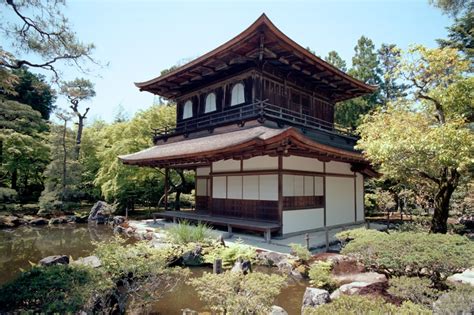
[164,167,169,211]
[277,155,283,235]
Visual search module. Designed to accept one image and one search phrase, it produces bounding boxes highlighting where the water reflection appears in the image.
[0,224,114,284]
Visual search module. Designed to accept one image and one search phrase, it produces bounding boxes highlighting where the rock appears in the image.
[182,245,204,266]
[112,216,126,226]
[231,258,252,274]
[88,201,113,224]
[73,255,102,268]
[269,305,288,315]
[29,218,49,225]
[330,281,371,300]
[301,287,330,312]
[332,272,387,285]
[49,217,68,224]
[447,269,474,287]
[74,213,89,223]
[0,215,20,228]
[39,255,69,266]
[291,268,304,280]
[277,259,293,274]
[257,251,288,267]
[113,225,126,234]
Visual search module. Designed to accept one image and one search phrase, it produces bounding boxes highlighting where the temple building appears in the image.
[120,14,376,241]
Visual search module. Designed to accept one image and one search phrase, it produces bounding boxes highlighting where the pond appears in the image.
[0,224,307,314]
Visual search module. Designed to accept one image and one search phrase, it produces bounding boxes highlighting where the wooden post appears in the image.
[305,233,310,250]
[213,258,222,274]
[164,167,169,212]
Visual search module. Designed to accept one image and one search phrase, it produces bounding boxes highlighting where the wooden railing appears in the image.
[152,100,356,143]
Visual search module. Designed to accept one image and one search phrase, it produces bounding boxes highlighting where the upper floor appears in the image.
[135,14,376,144]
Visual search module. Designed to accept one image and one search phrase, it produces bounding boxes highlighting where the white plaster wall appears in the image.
[356,173,365,221]
[243,156,278,171]
[243,175,259,200]
[196,178,208,196]
[283,208,324,234]
[283,174,294,196]
[196,167,210,176]
[304,176,314,196]
[259,175,278,200]
[314,176,324,196]
[294,175,304,196]
[325,161,353,175]
[227,176,242,199]
[283,156,323,172]
[212,176,227,198]
[213,160,240,172]
[326,176,355,226]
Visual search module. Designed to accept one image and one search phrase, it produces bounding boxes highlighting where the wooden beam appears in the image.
[164,167,169,211]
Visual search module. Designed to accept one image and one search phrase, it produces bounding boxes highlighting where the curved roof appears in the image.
[135,14,377,102]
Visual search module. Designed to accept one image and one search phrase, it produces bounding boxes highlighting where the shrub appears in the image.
[335,227,382,242]
[0,187,18,204]
[308,261,337,291]
[290,243,311,261]
[93,237,190,312]
[188,271,286,314]
[339,230,474,276]
[204,239,256,268]
[0,265,112,313]
[388,276,440,307]
[303,295,431,315]
[396,221,429,232]
[166,220,214,244]
[433,284,474,314]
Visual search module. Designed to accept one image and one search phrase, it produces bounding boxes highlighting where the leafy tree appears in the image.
[60,78,96,159]
[0,0,96,89]
[5,68,56,120]
[377,44,407,104]
[325,50,347,72]
[39,111,82,213]
[94,104,176,211]
[0,100,49,201]
[335,36,381,129]
[430,0,470,16]
[357,46,473,233]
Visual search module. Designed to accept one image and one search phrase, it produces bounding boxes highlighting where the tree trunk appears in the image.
[74,116,84,160]
[430,169,459,234]
[11,168,17,190]
[174,190,181,211]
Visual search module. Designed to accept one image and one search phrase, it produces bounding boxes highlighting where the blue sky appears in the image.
[50,0,451,123]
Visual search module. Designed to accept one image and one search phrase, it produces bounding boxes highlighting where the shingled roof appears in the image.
[119,125,369,169]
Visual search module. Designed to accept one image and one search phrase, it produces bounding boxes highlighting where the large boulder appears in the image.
[257,251,288,267]
[39,255,69,266]
[0,215,21,228]
[330,281,371,300]
[182,245,204,266]
[112,216,126,226]
[447,269,474,287]
[73,255,101,268]
[301,287,330,312]
[276,259,293,274]
[88,201,113,224]
[49,217,68,225]
[332,272,387,285]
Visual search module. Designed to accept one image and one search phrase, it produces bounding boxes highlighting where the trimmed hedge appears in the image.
[336,228,474,276]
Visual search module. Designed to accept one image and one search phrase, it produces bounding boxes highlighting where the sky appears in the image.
[28,0,452,123]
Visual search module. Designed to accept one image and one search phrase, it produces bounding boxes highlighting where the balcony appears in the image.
[152,101,356,144]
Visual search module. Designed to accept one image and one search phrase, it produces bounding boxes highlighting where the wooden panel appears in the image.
[212,198,279,221]
[196,196,210,211]
[283,196,325,210]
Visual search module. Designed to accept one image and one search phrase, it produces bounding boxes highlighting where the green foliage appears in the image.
[339,230,474,276]
[289,243,311,261]
[188,271,286,314]
[325,51,347,71]
[308,261,337,291]
[204,240,256,268]
[388,276,441,307]
[303,295,431,315]
[7,68,56,120]
[0,187,18,203]
[94,104,176,210]
[335,227,382,242]
[434,284,474,314]
[0,265,112,313]
[166,220,214,244]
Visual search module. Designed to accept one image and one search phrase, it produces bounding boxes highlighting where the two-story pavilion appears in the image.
[120,14,376,241]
